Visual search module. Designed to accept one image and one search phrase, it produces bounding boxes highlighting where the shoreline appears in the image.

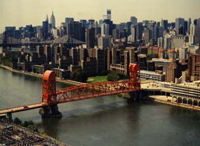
[0,64,83,86]
[149,95,200,111]
[1,64,199,111]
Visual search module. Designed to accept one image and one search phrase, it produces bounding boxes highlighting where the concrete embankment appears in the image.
[0,65,83,86]
[149,95,200,111]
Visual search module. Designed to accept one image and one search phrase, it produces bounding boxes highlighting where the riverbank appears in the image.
[0,65,83,86]
[0,121,68,146]
[149,95,200,111]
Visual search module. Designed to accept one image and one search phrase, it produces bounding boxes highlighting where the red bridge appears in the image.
[0,63,140,118]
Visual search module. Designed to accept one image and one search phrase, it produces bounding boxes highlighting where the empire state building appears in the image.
[50,11,56,28]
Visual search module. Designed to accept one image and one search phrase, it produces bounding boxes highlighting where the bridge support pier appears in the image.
[6,113,12,122]
[39,105,62,118]
[123,91,140,103]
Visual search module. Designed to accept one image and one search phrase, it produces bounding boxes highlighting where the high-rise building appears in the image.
[130,17,138,25]
[161,19,168,30]
[101,23,109,36]
[189,18,200,45]
[143,28,151,45]
[164,35,172,49]
[97,35,112,50]
[158,37,164,48]
[42,16,49,39]
[136,23,144,41]
[130,25,136,42]
[188,18,192,34]
[112,28,120,40]
[50,11,56,28]
[65,18,74,23]
[66,21,84,41]
[175,18,185,35]
[111,47,117,64]
[86,27,95,48]
[88,19,95,26]
[80,20,87,28]
[189,54,200,81]
[107,9,111,20]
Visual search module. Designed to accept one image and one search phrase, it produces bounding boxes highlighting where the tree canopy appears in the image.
[107,71,126,81]
[70,68,88,82]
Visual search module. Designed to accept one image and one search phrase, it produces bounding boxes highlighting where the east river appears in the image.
[1,67,200,146]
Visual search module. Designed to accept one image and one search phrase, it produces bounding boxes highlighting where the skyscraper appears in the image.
[189,18,200,44]
[50,11,56,28]
[101,23,109,36]
[130,24,136,42]
[136,23,144,41]
[107,9,111,20]
[130,17,138,25]
[188,18,192,34]
[65,18,74,23]
[86,27,95,48]
[161,19,168,30]
[42,15,49,39]
[175,18,185,35]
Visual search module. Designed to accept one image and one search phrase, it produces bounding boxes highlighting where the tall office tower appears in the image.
[112,28,120,40]
[66,21,84,41]
[80,20,87,28]
[143,28,152,45]
[161,19,168,30]
[175,18,185,35]
[86,27,95,48]
[101,23,109,36]
[97,35,112,50]
[153,24,159,44]
[130,25,136,42]
[136,22,144,41]
[126,22,132,36]
[158,37,164,48]
[99,20,104,27]
[107,9,111,20]
[130,17,138,25]
[65,18,74,23]
[50,11,56,28]
[189,18,200,44]
[42,16,49,39]
[188,18,192,34]
[164,35,172,49]
[94,21,101,36]
[88,19,95,26]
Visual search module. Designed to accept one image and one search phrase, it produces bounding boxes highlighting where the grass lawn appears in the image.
[87,75,108,83]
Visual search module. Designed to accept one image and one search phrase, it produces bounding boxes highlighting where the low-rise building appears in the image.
[140,70,165,81]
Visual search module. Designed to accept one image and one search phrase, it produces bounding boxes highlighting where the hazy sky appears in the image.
[0,0,200,33]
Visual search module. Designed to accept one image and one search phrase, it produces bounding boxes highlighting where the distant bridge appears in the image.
[0,35,85,47]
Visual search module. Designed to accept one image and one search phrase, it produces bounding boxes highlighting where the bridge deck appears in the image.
[0,103,45,115]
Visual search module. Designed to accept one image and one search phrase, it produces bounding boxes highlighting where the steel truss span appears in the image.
[56,81,140,104]
[0,63,140,115]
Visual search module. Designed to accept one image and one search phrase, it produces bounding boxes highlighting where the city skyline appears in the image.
[0,0,200,33]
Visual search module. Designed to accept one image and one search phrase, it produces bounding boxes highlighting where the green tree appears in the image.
[28,120,34,125]
[70,69,88,82]
[13,117,22,125]
[107,71,126,81]
[23,121,29,127]
[28,125,38,132]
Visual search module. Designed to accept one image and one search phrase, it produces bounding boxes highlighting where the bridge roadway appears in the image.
[0,103,46,115]
[0,81,171,116]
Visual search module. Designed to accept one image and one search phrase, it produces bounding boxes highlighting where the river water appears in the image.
[1,67,200,146]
